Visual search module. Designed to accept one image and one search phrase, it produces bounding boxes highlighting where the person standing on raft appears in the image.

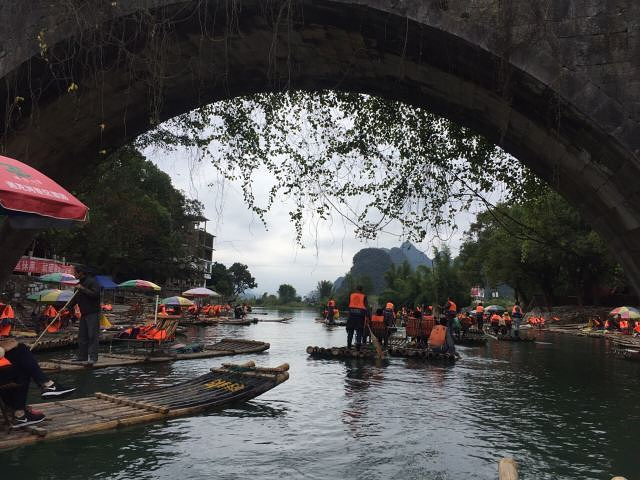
[327,297,336,325]
[68,265,101,365]
[511,301,524,337]
[347,286,368,350]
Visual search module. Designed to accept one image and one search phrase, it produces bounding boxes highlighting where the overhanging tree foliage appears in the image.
[139,91,540,245]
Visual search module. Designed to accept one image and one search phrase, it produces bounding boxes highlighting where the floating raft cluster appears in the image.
[38,338,270,373]
[180,317,256,326]
[492,334,535,342]
[0,361,289,451]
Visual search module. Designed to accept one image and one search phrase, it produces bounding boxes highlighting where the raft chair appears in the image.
[116,317,179,354]
[406,315,435,348]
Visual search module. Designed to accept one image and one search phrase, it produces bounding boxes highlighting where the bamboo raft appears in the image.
[256,317,292,323]
[38,339,270,373]
[453,333,488,346]
[611,337,640,361]
[0,361,289,451]
[314,318,348,326]
[306,345,387,360]
[180,317,255,326]
[387,338,458,362]
[20,331,121,353]
[490,334,536,342]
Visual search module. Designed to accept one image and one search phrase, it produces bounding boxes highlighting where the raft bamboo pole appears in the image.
[30,291,78,351]
[498,458,518,480]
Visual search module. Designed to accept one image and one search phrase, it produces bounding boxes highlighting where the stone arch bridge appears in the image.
[1,1,639,290]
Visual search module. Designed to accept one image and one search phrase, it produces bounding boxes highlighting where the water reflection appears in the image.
[3,310,640,479]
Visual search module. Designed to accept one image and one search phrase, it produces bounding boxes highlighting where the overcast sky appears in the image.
[147,146,483,297]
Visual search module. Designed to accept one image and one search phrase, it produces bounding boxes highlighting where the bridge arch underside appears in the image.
[2,1,640,290]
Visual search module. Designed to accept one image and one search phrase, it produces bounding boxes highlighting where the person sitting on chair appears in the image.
[0,337,75,428]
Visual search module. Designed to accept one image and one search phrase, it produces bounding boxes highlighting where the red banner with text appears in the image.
[14,256,74,275]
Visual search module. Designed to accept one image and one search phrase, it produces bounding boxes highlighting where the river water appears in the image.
[2,309,639,479]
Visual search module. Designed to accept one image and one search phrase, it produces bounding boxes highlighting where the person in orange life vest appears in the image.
[347,286,368,350]
[370,309,389,347]
[502,312,512,335]
[634,321,640,337]
[460,313,473,337]
[428,317,456,354]
[619,319,630,334]
[604,318,612,330]
[511,301,523,336]
[0,337,76,428]
[444,297,457,328]
[0,303,15,337]
[326,298,336,325]
[490,312,501,334]
[67,265,101,365]
[475,302,485,332]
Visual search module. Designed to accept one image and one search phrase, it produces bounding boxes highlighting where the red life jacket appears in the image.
[47,318,62,333]
[348,293,366,309]
[447,301,457,312]
[0,357,11,368]
[370,314,385,326]
[428,325,446,347]
[634,323,640,334]
[327,300,336,308]
[490,314,501,324]
[476,305,484,313]
[0,323,11,337]
[0,305,15,319]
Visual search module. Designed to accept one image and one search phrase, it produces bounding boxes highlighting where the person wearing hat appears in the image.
[68,265,101,365]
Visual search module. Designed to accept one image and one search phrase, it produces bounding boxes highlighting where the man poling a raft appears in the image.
[346,286,369,351]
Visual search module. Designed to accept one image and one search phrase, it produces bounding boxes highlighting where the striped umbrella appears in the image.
[182,287,220,298]
[609,306,640,319]
[161,296,194,306]
[38,272,77,284]
[27,289,74,303]
[118,279,161,291]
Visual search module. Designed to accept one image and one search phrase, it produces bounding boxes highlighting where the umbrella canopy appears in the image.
[27,289,74,303]
[38,272,77,284]
[0,154,88,229]
[485,305,506,313]
[609,306,640,319]
[182,287,219,298]
[118,279,161,291]
[161,296,194,306]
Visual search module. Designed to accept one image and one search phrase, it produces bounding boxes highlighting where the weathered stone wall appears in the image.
[0,0,639,291]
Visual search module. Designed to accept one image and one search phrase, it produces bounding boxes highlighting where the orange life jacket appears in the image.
[0,323,11,337]
[385,302,394,310]
[213,305,222,316]
[447,301,457,312]
[476,305,484,313]
[490,314,501,324]
[620,320,629,329]
[188,305,198,314]
[328,300,336,307]
[0,357,11,368]
[512,305,522,315]
[428,325,447,347]
[634,323,640,334]
[47,318,62,333]
[0,305,15,319]
[370,314,385,325]
[348,292,366,309]
[43,305,58,318]
[74,304,81,319]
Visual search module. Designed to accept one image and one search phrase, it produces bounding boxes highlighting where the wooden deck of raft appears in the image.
[38,339,270,373]
[0,361,289,451]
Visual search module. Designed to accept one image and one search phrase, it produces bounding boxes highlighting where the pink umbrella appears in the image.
[0,155,88,228]
[182,287,220,298]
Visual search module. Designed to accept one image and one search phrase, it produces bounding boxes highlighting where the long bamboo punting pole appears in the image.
[30,290,78,351]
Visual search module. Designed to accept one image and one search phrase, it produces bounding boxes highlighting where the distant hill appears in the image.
[334,242,432,295]
[386,241,432,269]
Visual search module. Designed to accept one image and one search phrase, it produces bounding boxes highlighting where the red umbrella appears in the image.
[0,155,88,228]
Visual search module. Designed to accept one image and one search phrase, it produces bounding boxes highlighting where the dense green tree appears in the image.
[207,262,234,298]
[457,190,620,305]
[39,146,203,282]
[228,263,257,297]
[316,280,334,303]
[278,284,299,304]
